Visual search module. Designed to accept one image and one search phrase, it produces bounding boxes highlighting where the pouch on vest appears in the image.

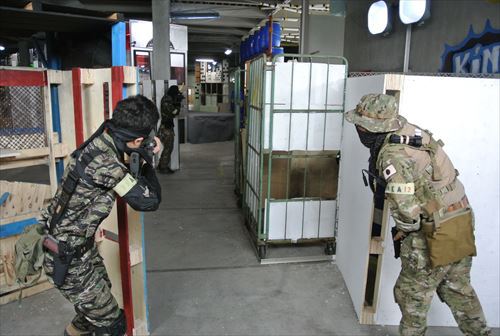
[14,223,47,287]
[425,207,476,268]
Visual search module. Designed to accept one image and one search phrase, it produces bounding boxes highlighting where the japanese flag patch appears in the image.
[383,164,397,180]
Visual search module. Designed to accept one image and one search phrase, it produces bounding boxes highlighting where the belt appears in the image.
[46,237,95,258]
[447,196,469,213]
[73,239,95,258]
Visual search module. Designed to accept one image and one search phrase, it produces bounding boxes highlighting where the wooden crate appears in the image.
[0,181,52,305]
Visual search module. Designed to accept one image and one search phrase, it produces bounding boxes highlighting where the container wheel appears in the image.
[258,244,267,259]
[325,241,336,255]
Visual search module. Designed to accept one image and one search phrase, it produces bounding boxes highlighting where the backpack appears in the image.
[14,223,47,287]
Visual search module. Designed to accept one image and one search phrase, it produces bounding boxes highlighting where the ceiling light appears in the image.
[399,0,430,25]
[224,49,232,55]
[283,28,299,31]
[0,45,5,51]
[368,0,392,35]
[196,58,215,63]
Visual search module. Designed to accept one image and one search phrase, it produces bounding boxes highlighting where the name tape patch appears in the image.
[385,182,415,195]
[113,173,138,197]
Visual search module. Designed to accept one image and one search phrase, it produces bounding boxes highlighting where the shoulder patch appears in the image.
[383,164,397,180]
[385,182,415,195]
[113,173,138,197]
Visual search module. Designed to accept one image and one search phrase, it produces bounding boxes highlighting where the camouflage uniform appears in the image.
[346,94,490,336]
[158,94,178,172]
[41,131,160,334]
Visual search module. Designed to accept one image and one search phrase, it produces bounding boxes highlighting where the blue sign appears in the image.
[440,20,500,74]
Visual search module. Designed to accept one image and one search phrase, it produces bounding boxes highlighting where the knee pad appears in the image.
[94,310,126,336]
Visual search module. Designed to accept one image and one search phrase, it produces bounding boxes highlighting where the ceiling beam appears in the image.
[43,0,152,13]
[174,17,257,29]
[0,6,116,34]
[188,35,240,44]
[172,0,282,6]
[188,26,247,36]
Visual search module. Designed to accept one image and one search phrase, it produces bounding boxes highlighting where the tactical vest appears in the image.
[377,122,466,220]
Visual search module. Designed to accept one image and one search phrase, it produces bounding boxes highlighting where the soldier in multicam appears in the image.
[41,95,162,336]
[345,94,490,336]
[158,85,184,174]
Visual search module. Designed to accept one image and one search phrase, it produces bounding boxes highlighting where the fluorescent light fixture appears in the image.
[399,0,430,25]
[224,49,232,55]
[368,0,392,35]
[284,18,299,22]
[0,45,5,51]
[283,27,299,31]
[196,58,215,63]
[172,12,220,20]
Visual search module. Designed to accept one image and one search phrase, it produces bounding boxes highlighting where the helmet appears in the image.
[345,93,405,133]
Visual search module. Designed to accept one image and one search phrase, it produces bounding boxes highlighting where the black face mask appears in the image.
[107,121,156,166]
[77,120,156,167]
[170,93,184,112]
[356,126,381,149]
[356,126,389,192]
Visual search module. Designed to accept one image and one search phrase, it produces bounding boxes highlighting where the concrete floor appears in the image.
[1,141,498,336]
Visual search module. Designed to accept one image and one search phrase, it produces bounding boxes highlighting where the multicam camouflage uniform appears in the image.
[41,133,132,333]
[158,94,178,172]
[346,94,490,336]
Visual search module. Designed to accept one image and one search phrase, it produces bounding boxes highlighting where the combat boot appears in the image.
[64,322,93,336]
[94,309,126,336]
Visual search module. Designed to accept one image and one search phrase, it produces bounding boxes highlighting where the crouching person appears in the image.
[40,95,162,336]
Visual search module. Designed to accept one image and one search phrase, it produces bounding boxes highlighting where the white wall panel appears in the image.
[375,76,500,328]
[336,75,386,319]
[338,74,499,328]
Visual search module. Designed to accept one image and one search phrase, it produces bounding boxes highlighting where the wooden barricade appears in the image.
[0,66,149,335]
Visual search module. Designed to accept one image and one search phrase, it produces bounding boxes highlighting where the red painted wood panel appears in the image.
[0,69,46,87]
[111,66,135,336]
[71,68,84,146]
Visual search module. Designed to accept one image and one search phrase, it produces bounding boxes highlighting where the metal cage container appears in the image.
[243,54,348,259]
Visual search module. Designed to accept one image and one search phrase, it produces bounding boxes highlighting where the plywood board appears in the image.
[58,70,76,155]
[81,69,111,137]
[374,75,500,327]
[128,209,149,335]
[0,181,51,218]
[336,75,386,320]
